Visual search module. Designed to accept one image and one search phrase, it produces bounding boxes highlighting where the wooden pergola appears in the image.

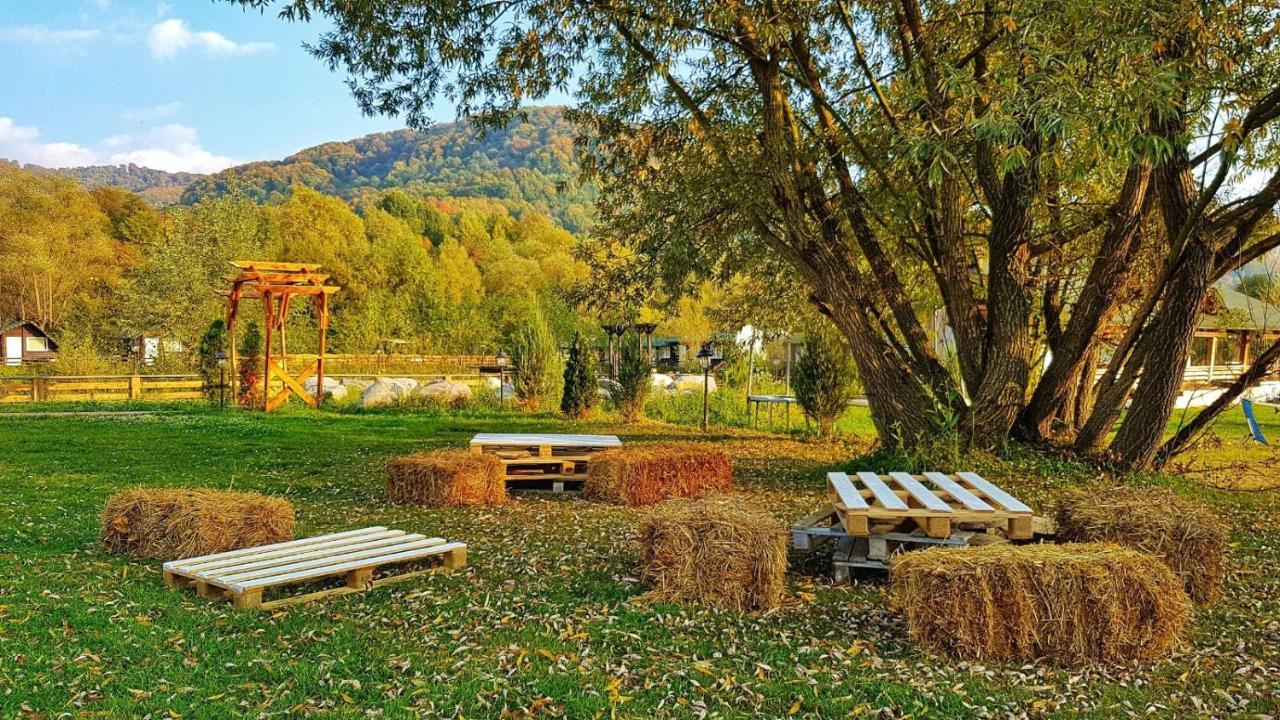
[220,261,341,412]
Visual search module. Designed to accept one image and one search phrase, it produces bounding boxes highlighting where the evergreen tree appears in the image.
[237,321,263,408]
[198,319,228,400]
[560,332,597,418]
[793,321,858,438]
[511,307,562,411]
[612,331,651,423]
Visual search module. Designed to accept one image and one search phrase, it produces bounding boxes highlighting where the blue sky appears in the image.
[0,0,458,173]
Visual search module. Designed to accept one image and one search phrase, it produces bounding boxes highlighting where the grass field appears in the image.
[1,403,1277,718]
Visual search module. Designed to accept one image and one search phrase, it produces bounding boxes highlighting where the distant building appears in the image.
[1,320,58,365]
[651,337,688,369]
[122,336,184,365]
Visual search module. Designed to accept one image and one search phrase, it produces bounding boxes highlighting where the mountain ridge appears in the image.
[25,106,593,233]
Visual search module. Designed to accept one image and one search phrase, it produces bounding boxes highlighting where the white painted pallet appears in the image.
[470,433,622,449]
[826,471,1033,538]
[470,433,623,493]
[163,526,467,609]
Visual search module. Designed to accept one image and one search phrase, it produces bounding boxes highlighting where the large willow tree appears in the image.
[237,0,1280,470]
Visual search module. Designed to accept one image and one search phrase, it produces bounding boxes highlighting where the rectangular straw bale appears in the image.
[585,443,733,506]
[1053,485,1227,603]
[637,496,785,611]
[891,543,1191,665]
[101,488,295,560]
[386,449,508,507]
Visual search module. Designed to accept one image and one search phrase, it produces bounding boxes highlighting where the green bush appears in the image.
[237,322,263,408]
[511,307,563,411]
[612,331,651,422]
[560,332,597,418]
[198,319,227,400]
[793,320,858,437]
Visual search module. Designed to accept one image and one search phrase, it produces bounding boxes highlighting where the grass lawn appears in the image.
[1,404,1277,718]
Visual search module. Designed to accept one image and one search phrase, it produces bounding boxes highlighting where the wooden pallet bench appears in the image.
[470,433,622,492]
[163,526,466,609]
[826,471,1034,539]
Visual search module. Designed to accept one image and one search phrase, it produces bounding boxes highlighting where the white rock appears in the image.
[359,379,402,407]
[303,376,348,400]
[416,379,473,403]
[672,374,716,394]
[482,376,503,390]
[383,377,420,395]
[650,373,675,390]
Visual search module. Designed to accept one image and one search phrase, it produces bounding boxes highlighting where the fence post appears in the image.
[129,374,142,400]
[32,377,47,402]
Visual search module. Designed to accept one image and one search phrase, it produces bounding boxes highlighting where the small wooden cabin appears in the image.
[1,320,58,365]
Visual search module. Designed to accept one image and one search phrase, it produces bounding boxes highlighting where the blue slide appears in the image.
[1242,399,1269,445]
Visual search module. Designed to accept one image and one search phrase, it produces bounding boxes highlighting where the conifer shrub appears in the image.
[561,332,598,418]
[793,320,858,437]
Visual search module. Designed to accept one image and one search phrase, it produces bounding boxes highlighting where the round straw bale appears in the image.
[585,443,733,507]
[100,488,295,560]
[891,543,1191,665]
[386,449,508,507]
[1053,485,1227,604]
[637,496,785,611]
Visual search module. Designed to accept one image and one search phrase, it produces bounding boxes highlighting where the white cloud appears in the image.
[0,117,235,174]
[0,25,101,44]
[148,18,274,59]
[103,124,235,174]
[123,102,183,122]
[0,117,96,167]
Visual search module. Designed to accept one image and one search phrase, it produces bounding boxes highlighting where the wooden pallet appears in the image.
[470,433,622,492]
[792,509,986,579]
[162,526,466,610]
[826,471,1034,539]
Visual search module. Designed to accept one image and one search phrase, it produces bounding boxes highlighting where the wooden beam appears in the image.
[230,260,322,272]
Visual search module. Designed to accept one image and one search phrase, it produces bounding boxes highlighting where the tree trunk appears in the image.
[1016,164,1151,439]
[1109,240,1216,469]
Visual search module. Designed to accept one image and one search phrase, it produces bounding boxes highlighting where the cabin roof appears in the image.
[1197,287,1280,333]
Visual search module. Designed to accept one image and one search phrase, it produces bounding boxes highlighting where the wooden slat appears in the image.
[230,260,322,272]
[231,541,464,591]
[212,536,440,583]
[826,472,869,510]
[888,472,952,513]
[164,527,388,571]
[923,472,994,512]
[956,472,1033,514]
[472,433,622,448]
[185,530,408,574]
[855,472,909,511]
[141,380,203,390]
[45,381,129,391]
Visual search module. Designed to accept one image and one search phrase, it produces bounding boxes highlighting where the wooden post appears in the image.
[262,291,274,411]
[128,374,142,400]
[227,288,239,403]
[1208,336,1218,382]
[32,376,46,402]
[1240,332,1251,366]
[316,292,328,409]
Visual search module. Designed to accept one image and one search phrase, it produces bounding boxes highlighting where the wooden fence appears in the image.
[324,354,496,369]
[0,375,205,404]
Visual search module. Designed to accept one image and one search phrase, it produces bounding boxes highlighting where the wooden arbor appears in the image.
[222,261,341,412]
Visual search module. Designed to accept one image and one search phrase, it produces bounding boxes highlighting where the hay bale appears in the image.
[891,543,1191,665]
[637,496,785,611]
[101,488,295,560]
[1053,485,1228,603]
[386,449,508,507]
[585,443,733,507]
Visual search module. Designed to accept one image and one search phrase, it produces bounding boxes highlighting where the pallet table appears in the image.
[163,526,466,610]
[469,433,622,493]
[826,471,1034,539]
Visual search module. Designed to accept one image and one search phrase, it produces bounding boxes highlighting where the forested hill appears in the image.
[36,163,200,206]
[182,106,594,233]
